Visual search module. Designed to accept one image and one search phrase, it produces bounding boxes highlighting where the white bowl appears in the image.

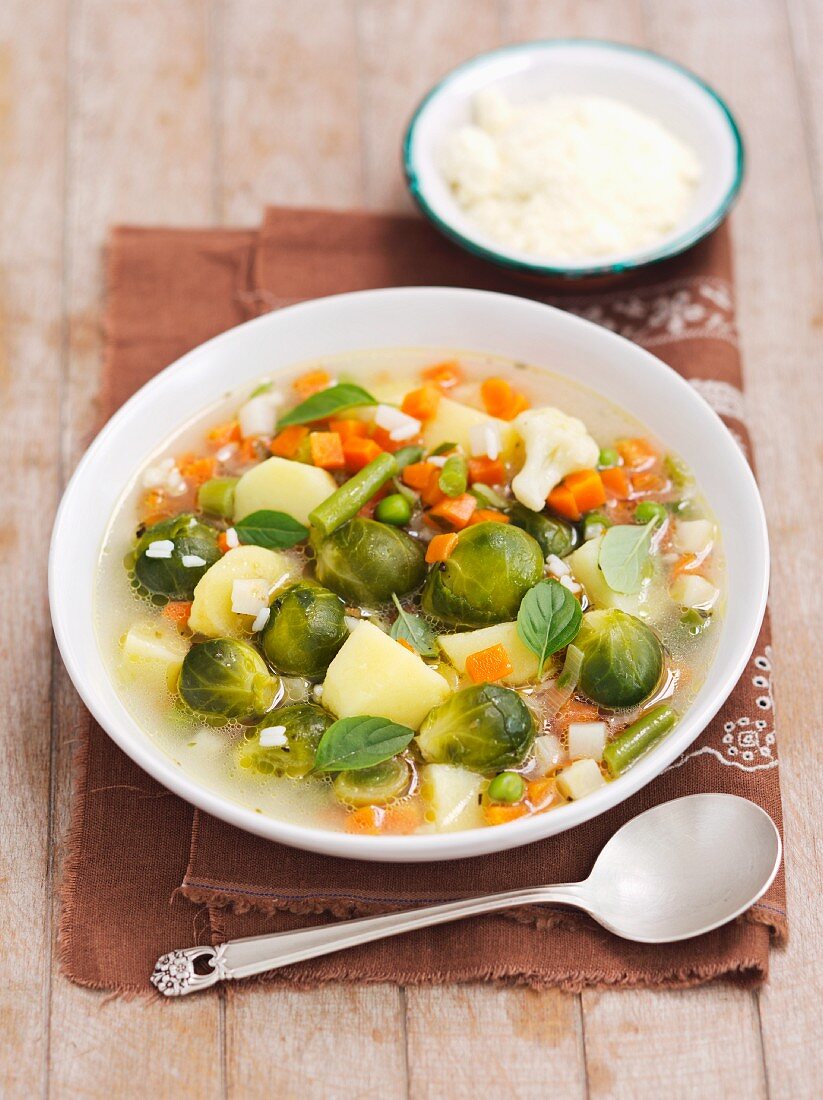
[403,40,744,280]
[50,288,768,861]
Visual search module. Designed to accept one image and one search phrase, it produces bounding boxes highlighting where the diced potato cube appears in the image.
[419,764,485,831]
[422,396,516,457]
[437,621,539,685]
[120,620,189,689]
[321,621,450,729]
[234,456,337,525]
[188,545,297,638]
[669,574,719,611]
[556,758,607,800]
[567,721,608,761]
[673,519,714,555]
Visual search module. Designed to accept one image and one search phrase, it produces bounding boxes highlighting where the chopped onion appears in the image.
[238,394,279,439]
[374,404,421,442]
[251,606,271,632]
[428,455,448,468]
[144,540,174,559]
[180,554,206,568]
[533,734,565,776]
[468,422,501,459]
[224,527,239,549]
[258,725,287,748]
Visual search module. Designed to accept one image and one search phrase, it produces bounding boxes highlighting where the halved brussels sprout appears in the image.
[421,522,543,627]
[507,503,577,558]
[133,514,221,600]
[262,581,347,680]
[332,757,412,807]
[313,517,426,607]
[236,703,333,777]
[178,637,280,721]
[575,608,664,709]
[416,683,535,773]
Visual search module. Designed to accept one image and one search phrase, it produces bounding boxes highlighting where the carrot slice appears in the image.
[329,418,368,442]
[217,531,232,555]
[381,801,424,834]
[293,368,331,398]
[309,431,346,470]
[401,461,436,491]
[480,377,530,420]
[565,468,606,513]
[467,456,505,486]
[600,465,631,500]
[425,532,459,563]
[547,485,582,521]
[270,424,310,458]
[616,436,657,470]
[631,470,667,494]
[427,493,477,530]
[207,419,241,448]
[465,643,514,684]
[421,359,463,390]
[483,803,529,826]
[162,601,193,627]
[420,467,446,507]
[468,508,509,525]
[526,778,556,811]
[343,437,384,472]
[344,806,385,835]
[401,384,441,421]
[177,453,217,485]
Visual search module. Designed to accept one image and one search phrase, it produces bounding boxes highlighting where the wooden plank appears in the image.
[787,0,823,233]
[48,3,222,1096]
[0,2,68,1096]
[502,0,644,43]
[218,0,363,222]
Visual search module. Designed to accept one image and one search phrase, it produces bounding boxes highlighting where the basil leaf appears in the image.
[235,509,309,549]
[313,715,415,773]
[516,579,582,674]
[598,521,656,594]
[438,454,468,498]
[277,382,377,427]
[390,593,438,658]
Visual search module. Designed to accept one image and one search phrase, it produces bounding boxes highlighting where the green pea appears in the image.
[634,500,667,525]
[582,511,612,541]
[598,447,620,469]
[375,493,413,527]
[487,771,526,804]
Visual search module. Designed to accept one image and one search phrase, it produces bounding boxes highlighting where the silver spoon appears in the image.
[151,793,781,996]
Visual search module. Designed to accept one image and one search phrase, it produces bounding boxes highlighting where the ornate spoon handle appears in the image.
[151,883,588,996]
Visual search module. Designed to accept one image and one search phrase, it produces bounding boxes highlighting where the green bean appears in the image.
[603,704,678,777]
[393,444,424,471]
[438,454,468,497]
[197,477,238,518]
[309,452,398,537]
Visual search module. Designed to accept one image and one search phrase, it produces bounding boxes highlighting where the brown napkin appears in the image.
[60,210,785,995]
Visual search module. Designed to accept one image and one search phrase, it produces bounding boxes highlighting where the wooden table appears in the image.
[2,1,821,1096]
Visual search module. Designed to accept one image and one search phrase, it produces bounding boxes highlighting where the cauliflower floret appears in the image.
[511,406,599,511]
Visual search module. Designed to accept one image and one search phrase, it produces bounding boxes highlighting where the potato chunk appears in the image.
[188,545,297,638]
[556,758,607,800]
[437,621,539,685]
[422,396,516,457]
[419,764,485,831]
[233,456,337,525]
[120,620,189,690]
[321,621,450,729]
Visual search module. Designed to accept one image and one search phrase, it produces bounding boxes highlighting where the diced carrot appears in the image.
[343,437,384,471]
[309,431,346,470]
[480,377,530,420]
[616,437,657,470]
[402,461,437,491]
[468,508,510,525]
[401,384,441,421]
[426,493,477,531]
[177,453,217,485]
[344,806,385,835]
[329,418,368,442]
[425,532,459,563]
[632,470,667,494]
[140,489,175,525]
[162,601,193,628]
[237,437,263,463]
[395,637,416,653]
[554,698,602,731]
[293,368,331,398]
[421,359,464,390]
[370,425,422,454]
[381,800,425,834]
[600,465,631,500]
[565,468,606,513]
[467,455,505,486]
[671,552,701,580]
[217,531,232,555]
[526,778,556,811]
[483,803,529,826]
[270,424,310,458]
[207,420,241,448]
[466,643,514,684]
[420,467,446,508]
[547,485,582,521]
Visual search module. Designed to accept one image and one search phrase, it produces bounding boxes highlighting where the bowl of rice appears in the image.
[403,40,744,282]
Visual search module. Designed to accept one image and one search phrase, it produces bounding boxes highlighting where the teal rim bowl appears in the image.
[403,40,745,280]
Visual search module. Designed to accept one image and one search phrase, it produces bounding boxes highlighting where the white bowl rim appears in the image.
[403,38,746,279]
[49,286,769,862]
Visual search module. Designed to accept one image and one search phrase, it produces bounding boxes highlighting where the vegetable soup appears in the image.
[96,350,724,835]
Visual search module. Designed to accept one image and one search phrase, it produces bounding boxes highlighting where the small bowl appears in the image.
[403,40,744,282]
[50,288,768,862]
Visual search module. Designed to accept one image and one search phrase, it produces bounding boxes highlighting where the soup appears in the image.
[96,350,724,835]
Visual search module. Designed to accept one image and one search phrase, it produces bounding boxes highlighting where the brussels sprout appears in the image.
[236,703,333,777]
[421,522,543,627]
[133,514,221,600]
[416,683,535,773]
[507,503,577,558]
[178,637,280,721]
[262,581,347,680]
[313,517,426,607]
[332,757,412,806]
[575,609,664,710]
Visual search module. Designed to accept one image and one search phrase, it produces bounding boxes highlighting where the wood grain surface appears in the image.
[1,1,820,1097]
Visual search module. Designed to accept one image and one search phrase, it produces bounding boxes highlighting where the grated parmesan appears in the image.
[442,90,700,261]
